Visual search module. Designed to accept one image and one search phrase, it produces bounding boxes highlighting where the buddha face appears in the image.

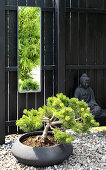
[81,77,90,89]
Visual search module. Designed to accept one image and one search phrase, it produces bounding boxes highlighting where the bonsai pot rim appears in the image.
[12,131,73,167]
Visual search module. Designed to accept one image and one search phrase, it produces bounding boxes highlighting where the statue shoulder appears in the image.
[74,87,81,98]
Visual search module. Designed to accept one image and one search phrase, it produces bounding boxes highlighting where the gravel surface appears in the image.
[0,132,106,170]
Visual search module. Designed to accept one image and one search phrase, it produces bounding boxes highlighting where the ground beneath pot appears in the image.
[22,135,58,147]
[0,131,106,169]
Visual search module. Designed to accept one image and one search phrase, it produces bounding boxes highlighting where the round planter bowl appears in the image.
[12,131,73,167]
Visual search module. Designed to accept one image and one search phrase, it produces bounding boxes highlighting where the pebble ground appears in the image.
[0,132,106,170]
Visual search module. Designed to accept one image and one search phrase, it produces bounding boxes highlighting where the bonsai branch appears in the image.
[42,117,50,123]
[51,121,63,126]
[75,117,82,121]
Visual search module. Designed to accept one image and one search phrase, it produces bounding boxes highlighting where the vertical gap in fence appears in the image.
[8,0,17,134]
[0,0,5,144]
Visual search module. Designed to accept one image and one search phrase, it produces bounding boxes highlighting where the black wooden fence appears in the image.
[0,0,106,144]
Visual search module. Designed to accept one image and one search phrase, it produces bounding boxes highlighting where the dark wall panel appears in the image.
[66,0,71,97]
[44,9,54,100]
[0,0,5,144]
[66,9,79,97]
[66,0,106,108]
[18,0,26,6]
[87,0,103,8]
[3,0,106,136]
[5,10,9,135]
[9,9,17,134]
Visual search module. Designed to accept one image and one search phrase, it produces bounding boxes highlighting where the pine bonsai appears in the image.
[16,93,99,144]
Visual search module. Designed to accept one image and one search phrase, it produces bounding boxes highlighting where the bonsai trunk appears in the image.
[35,119,63,143]
[42,123,50,142]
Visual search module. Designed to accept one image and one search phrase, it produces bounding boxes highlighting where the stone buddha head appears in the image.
[80,73,90,89]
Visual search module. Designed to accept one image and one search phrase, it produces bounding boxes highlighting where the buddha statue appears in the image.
[74,73,102,116]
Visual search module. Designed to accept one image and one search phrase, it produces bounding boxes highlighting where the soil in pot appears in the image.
[22,135,58,147]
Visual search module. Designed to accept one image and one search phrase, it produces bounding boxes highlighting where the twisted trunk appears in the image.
[42,123,50,142]
[35,120,63,143]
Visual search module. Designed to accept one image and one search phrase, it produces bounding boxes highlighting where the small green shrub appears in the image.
[19,78,39,92]
[91,126,106,132]
[17,93,99,144]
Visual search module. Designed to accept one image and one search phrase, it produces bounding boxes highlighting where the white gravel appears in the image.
[0,132,106,170]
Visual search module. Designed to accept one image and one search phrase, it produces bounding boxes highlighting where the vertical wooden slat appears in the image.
[0,0,5,144]
[88,0,103,8]
[18,93,26,118]
[103,13,106,108]
[79,0,86,8]
[86,15,95,99]
[79,0,87,78]
[35,0,44,8]
[18,0,26,6]
[66,0,71,97]
[5,0,9,134]
[55,0,66,94]
[69,0,79,97]
[87,13,96,95]
[71,0,78,8]
[96,14,104,107]
[27,0,35,6]
[79,13,86,77]
[44,0,53,101]
[104,0,106,9]
[79,9,86,65]
[103,56,106,108]
[27,93,35,109]
[9,0,17,133]
[54,0,58,94]
[5,10,9,135]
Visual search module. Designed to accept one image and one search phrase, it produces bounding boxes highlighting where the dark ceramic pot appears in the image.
[12,131,73,167]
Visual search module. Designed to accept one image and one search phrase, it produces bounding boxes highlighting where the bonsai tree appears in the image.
[16,93,99,144]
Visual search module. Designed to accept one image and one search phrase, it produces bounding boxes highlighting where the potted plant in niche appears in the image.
[12,93,99,167]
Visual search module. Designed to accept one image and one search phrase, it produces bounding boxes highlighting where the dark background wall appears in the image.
[0,0,106,144]
[66,0,106,110]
